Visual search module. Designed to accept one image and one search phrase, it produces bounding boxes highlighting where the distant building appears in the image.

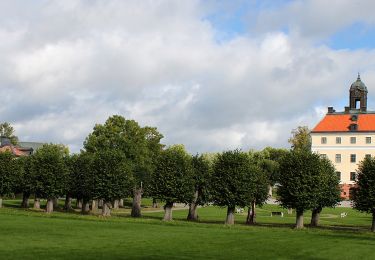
[311,75,375,199]
[0,136,44,156]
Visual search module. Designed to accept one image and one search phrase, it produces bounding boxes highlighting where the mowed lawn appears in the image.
[1,200,375,259]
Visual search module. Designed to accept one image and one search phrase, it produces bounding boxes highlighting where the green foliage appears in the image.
[288,126,311,152]
[353,157,375,214]
[211,150,263,209]
[150,145,194,204]
[0,122,18,145]
[314,157,341,209]
[191,154,212,205]
[91,150,133,202]
[12,155,33,195]
[83,115,163,188]
[0,152,16,196]
[277,151,322,213]
[29,144,69,199]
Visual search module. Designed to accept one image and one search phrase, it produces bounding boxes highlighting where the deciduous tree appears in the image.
[288,126,311,152]
[211,150,260,225]
[352,157,375,232]
[150,145,194,221]
[0,152,16,207]
[0,122,18,145]
[277,151,322,228]
[29,144,69,213]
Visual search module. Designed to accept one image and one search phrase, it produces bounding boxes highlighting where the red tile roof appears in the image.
[312,114,375,132]
[0,145,28,156]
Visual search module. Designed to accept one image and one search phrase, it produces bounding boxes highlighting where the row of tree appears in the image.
[3,120,375,231]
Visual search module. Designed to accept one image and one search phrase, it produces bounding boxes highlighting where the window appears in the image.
[336,137,341,144]
[350,172,357,181]
[321,137,327,144]
[366,137,372,144]
[350,154,356,163]
[320,154,327,159]
[335,154,341,163]
[350,137,356,144]
[366,154,372,159]
[336,171,341,181]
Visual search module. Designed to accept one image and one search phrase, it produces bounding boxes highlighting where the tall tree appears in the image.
[211,150,260,225]
[310,157,341,226]
[187,154,212,221]
[150,145,194,221]
[13,156,33,208]
[0,152,16,207]
[288,126,311,152]
[83,115,163,217]
[277,150,322,228]
[0,122,18,145]
[29,144,69,213]
[91,150,133,216]
[352,157,375,232]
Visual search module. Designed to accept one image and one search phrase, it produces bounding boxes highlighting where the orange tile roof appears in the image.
[312,114,375,132]
[0,145,28,156]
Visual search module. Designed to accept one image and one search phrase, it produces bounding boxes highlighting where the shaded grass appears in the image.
[1,201,375,259]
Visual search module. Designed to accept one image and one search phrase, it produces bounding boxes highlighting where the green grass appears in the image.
[1,200,375,259]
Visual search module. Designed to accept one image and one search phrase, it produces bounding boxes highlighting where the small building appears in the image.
[311,75,375,199]
[0,137,44,156]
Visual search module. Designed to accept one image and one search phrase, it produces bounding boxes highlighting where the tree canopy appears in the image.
[0,122,18,145]
[288,126,311,152]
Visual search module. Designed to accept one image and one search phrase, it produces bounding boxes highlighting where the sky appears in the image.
[2,0,375,153]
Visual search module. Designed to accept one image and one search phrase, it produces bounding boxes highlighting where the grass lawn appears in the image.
[1,200,375,259]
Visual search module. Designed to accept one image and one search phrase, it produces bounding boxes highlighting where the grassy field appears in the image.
[1,200,375,259]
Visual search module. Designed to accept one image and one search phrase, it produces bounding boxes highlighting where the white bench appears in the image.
[340,212,347,218]
[236,208,244,214]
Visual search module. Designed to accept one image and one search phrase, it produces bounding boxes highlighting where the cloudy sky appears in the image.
[2,0,375,153]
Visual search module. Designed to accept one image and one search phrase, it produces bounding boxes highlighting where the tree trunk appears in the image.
[21,193,30,208]
[225,206,235,225]
[102,201,111,217]
[33,197,41,209]
[82,199,90,214]
[372,211,375,232]
[288,208,293,214]
[119,199,124,208]
[0,196,2,208]
[64,196,72,211]
[310,207,322,227]
[46,199,54,213]
[76,199,82,209]
[98,199,103,208]
[295,209,304,229]
[113,199,119,210]
[187,190,199,221]
[53,198,59,209]
[246,201,256,225]
[152,198,159,208]
[91,199,98,211]
[163,201,173,221]
[131,188,143,218]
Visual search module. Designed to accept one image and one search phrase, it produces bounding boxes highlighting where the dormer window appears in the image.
[351,115,358,121]
[349,123,358,131]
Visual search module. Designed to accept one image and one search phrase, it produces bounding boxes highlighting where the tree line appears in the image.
[1,120,375,231]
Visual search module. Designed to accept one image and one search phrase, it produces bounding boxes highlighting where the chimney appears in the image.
[327,107,335,114]
[345,106,350,113]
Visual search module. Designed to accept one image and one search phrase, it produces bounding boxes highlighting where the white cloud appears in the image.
[1,0,375,153]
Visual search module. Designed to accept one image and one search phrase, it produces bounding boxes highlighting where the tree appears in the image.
[277,151,322,228]
[150,145,194,221]
[211,150,261,225]
[91,150,133,216]
[352,157,375,232]
[29,144,69,213]
[13,156,33,208]
[0,152,16,207]
[288,126,311,152]
[187,154,212,221]
[246,157,272,225]
[83,115,163,217]
[0,122,18,145]
[310,157,341,226]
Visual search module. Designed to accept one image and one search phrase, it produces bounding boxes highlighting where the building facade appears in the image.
[311,75,375,199]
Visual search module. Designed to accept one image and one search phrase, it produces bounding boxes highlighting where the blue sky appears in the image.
[2,0,375,153]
